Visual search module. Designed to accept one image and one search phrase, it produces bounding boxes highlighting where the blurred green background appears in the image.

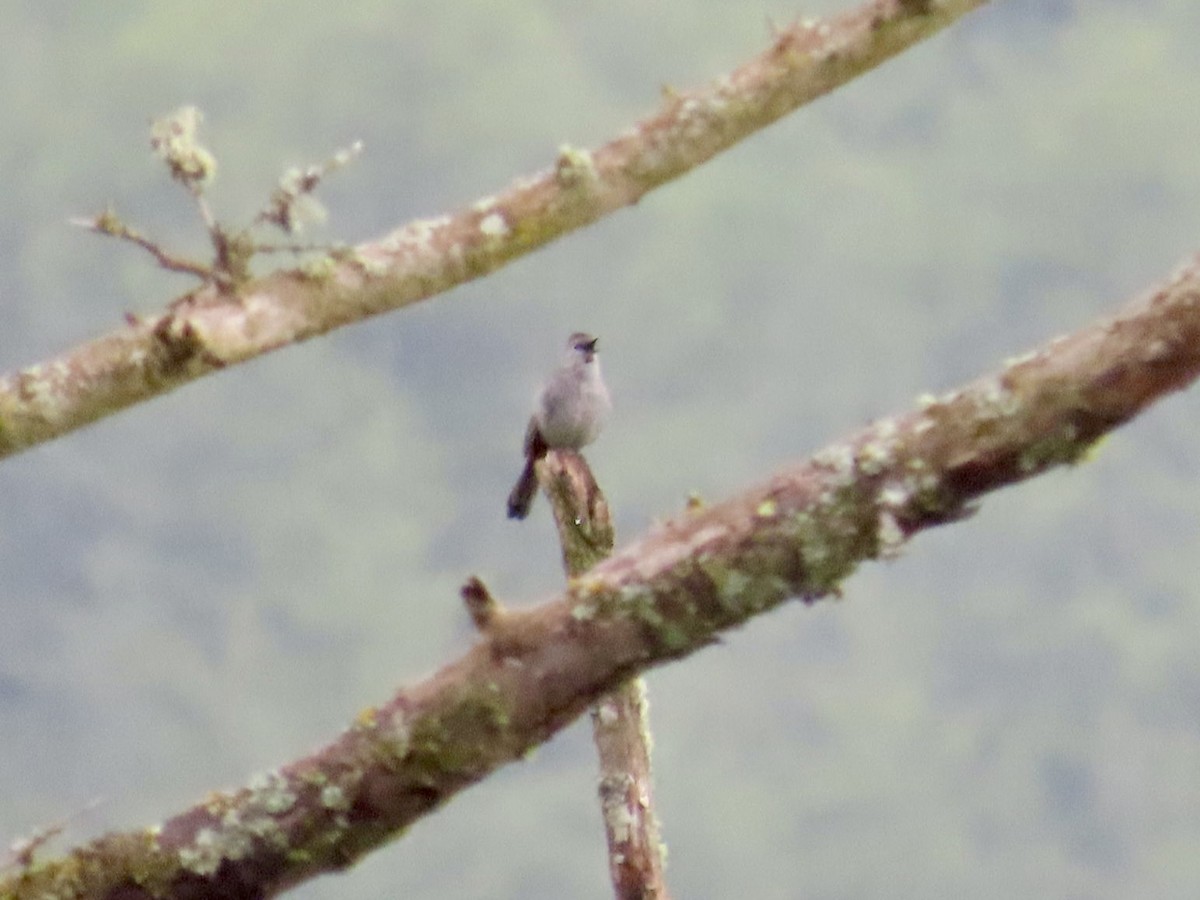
[3,1,1200,897]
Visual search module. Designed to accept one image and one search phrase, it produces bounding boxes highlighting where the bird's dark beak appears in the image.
[584,337,599,352]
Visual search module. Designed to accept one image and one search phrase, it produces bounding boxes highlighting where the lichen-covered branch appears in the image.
[538,452,670,900]
[6,246,1200,899]
[0,0,988,461]
[589,682,668,900]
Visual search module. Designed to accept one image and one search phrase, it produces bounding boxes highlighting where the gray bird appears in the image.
[507,332,612,519]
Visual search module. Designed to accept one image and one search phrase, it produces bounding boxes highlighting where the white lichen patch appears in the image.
[598,774,638,844]
[856,438,895,476]
[350,246,391,278]
[216,816,257,859]
[874,416,899,442]
[1142,338,1171,362]
[878,480,912,510]
[246,814,289,850]
[320,785,350,812]
[812,442,856,479]
[973,377,1020,419]
[605,804,636,846]
[595,700,620,727]
[17,365,53,405]
[383,215,451,257]
[555,144,598,188]
[479,211,510,239]
[247,770,298,815]
[179,828,223,876]
[901,468,943,508]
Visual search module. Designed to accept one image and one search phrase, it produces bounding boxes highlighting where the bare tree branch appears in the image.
[76,106,361,291]
[254,141,363,235]
[69,211,215,282]
[0,0,988,462]
[590,680,668,900]
[6,246,1199,899]
[538,452,670,899]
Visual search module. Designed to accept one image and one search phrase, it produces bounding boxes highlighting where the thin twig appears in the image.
[69,212,213,281]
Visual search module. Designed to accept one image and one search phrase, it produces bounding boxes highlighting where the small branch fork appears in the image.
[70,106,362,289]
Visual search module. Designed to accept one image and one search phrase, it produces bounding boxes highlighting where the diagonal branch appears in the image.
[0,0,989,461]
[6,247,1200,899]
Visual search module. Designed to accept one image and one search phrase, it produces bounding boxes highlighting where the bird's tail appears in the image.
[506,457,538,519]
